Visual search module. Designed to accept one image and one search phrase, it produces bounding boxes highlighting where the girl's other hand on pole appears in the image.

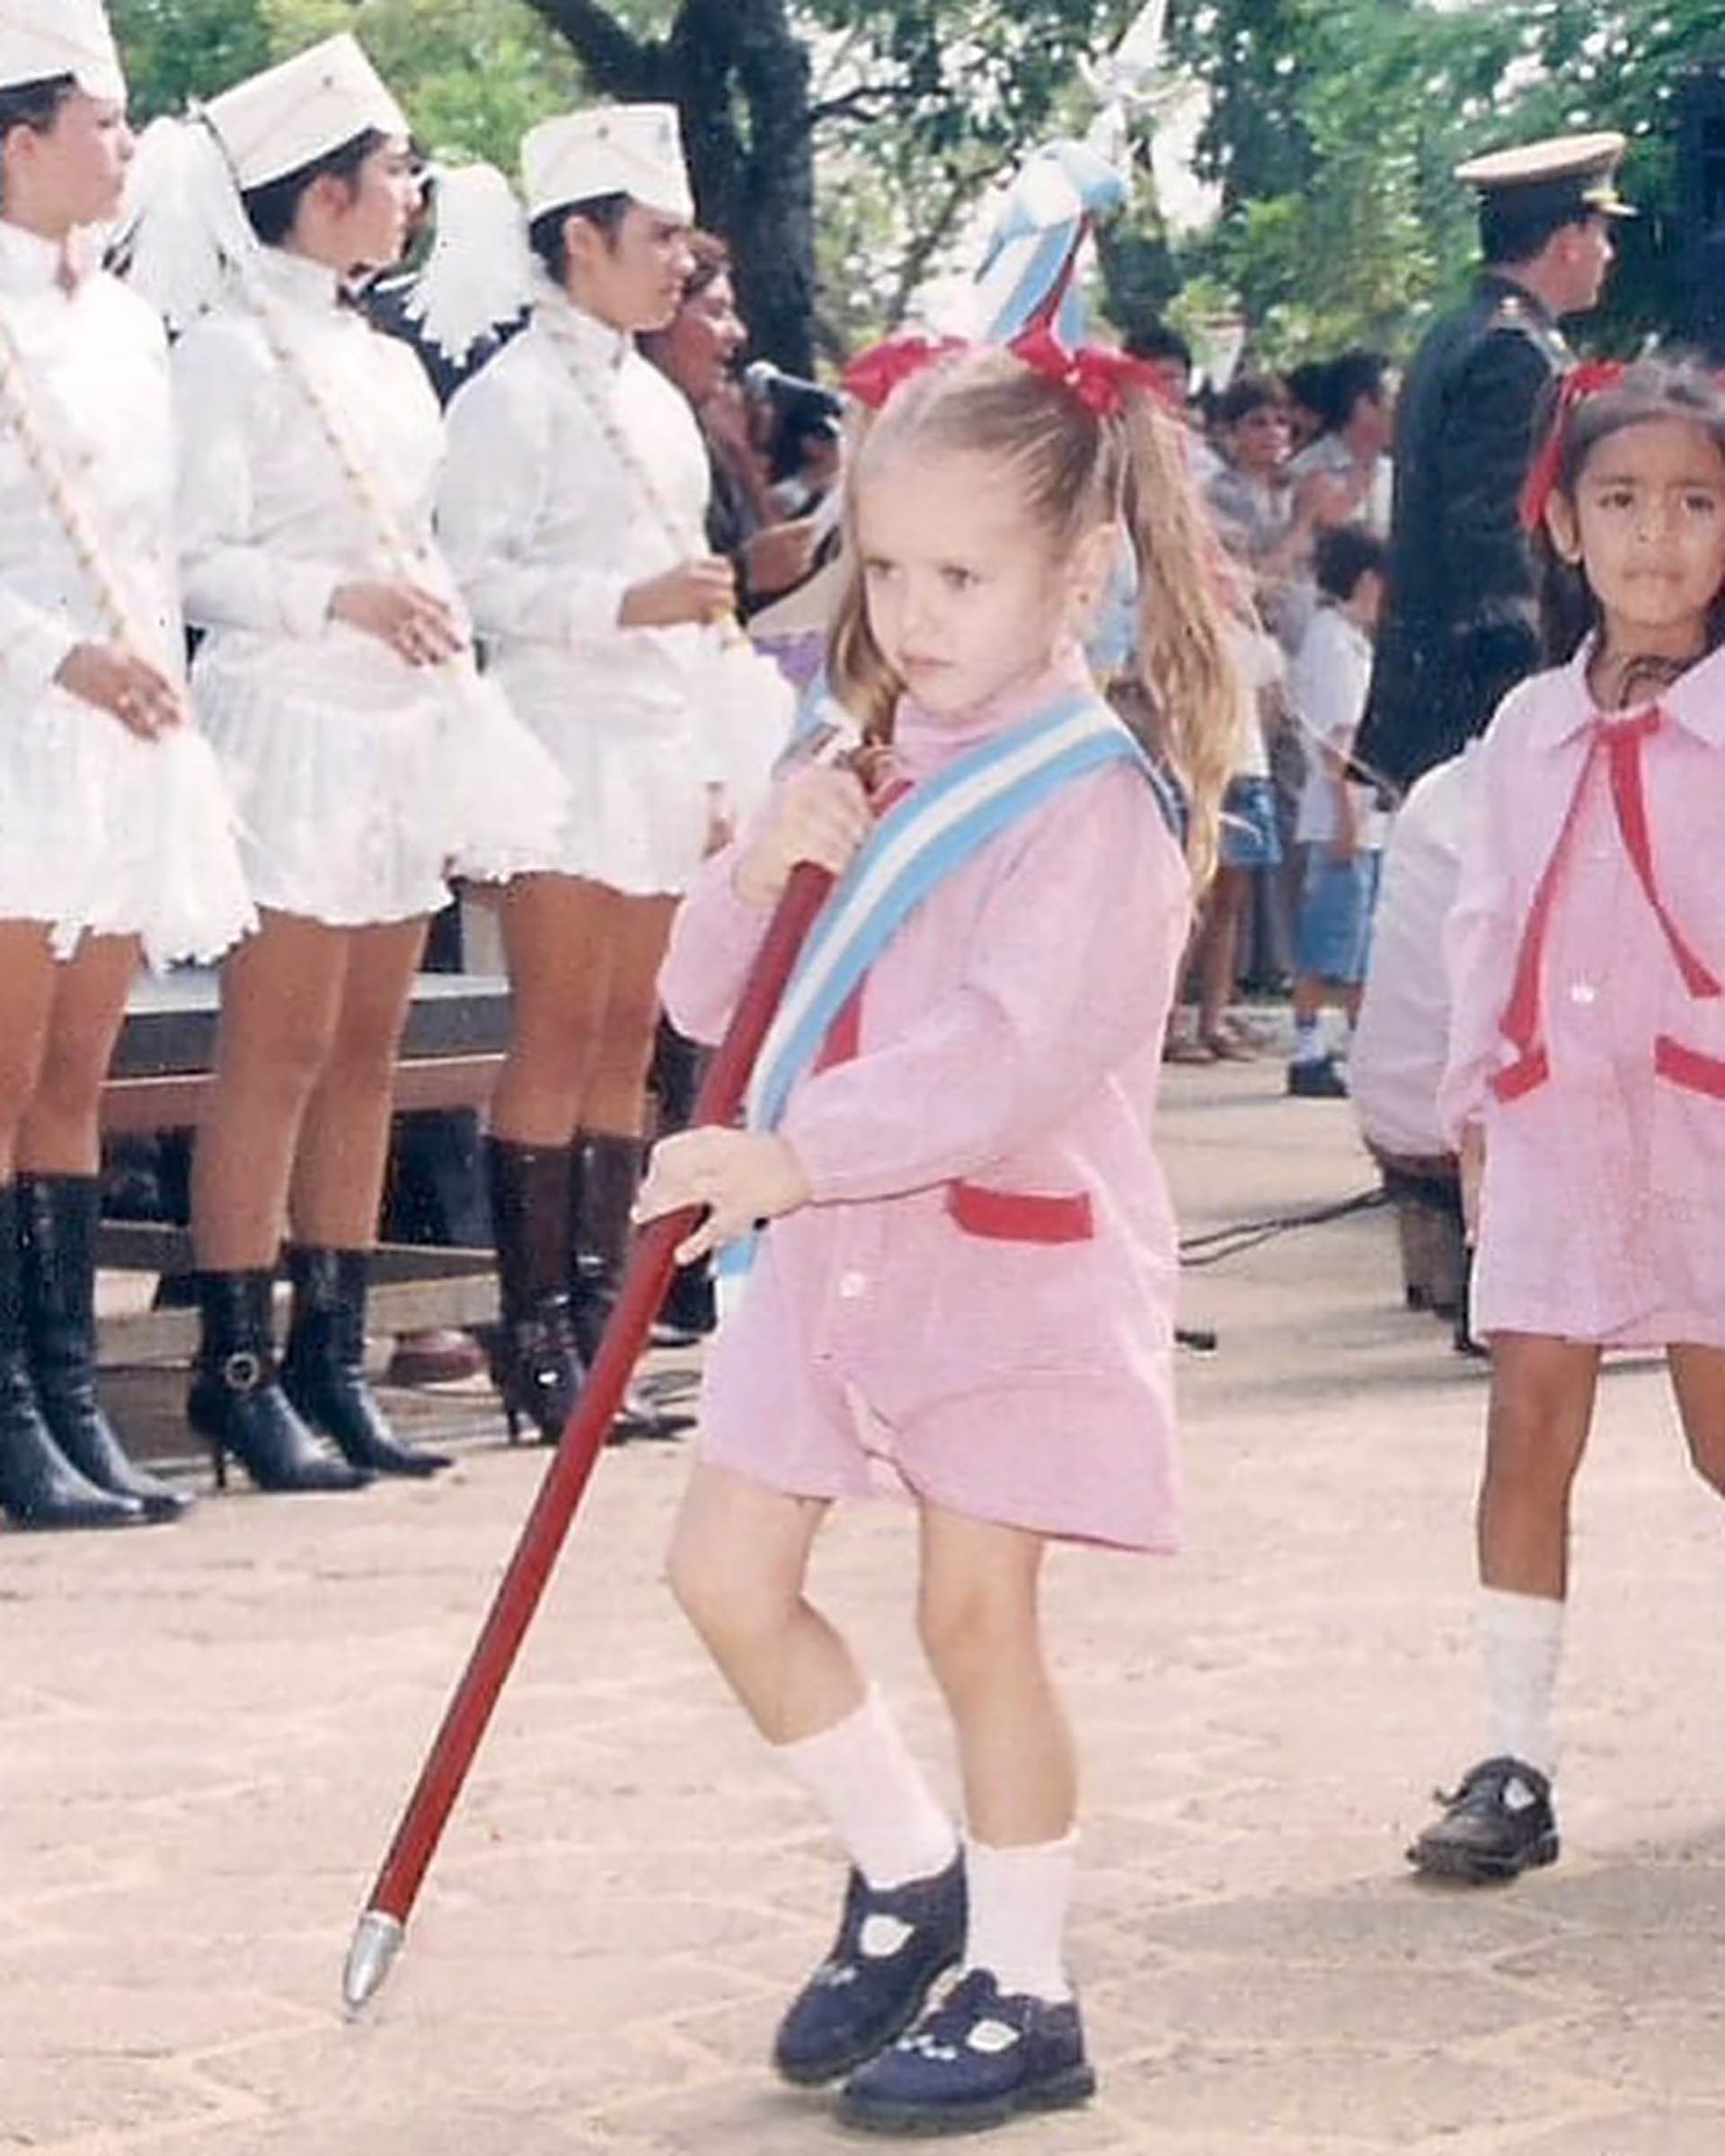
[633,1127,812,1264]
[55,641,186,737]
[732,763,871,908]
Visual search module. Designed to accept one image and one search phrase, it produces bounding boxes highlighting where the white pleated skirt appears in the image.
[0,683,254,968]
[491,640,796,898]
[190,635,569,926]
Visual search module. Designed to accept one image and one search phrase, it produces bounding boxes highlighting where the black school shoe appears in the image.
[774,1855,966,2088]
[1287,1054,1349,1099]
[836,1967,1096,2136]
[1406,1754,1559,1883]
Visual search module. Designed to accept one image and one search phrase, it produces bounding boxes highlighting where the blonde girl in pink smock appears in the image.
[634,339,1239,2133]
[1410,359,1725,1887]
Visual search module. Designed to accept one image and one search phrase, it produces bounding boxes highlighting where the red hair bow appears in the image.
[1518,359,1627,533]
[1007,324,1177,418]
[840,334,969,411]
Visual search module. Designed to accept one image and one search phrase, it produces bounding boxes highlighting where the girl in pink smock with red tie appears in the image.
[633,336,1240,2134]
[1410,358,1725,1886]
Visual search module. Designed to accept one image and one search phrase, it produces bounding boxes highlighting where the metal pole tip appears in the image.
[342,1910,405,2017]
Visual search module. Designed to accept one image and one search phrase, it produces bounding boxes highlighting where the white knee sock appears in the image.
[962,1831,1078,2004]
[776,1687,959,1890]
[1480,1586,1564,1780]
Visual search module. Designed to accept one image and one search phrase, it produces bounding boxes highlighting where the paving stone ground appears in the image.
[5,1058,1724,2154]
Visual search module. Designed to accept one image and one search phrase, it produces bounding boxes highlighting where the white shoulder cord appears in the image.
[0,302,155,656]
[534,283,742,648]
[237,271,457,624]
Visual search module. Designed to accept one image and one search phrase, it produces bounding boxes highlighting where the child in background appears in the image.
[1287,526,1389,1097]
[1409,358,1725,1882]
[635,337,1238,2132]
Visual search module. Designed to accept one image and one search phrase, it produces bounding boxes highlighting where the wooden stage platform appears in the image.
[97,970,509,1365]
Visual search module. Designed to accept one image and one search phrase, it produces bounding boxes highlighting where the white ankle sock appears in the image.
[777,1688,959,1890]
[1291,1015,1323,1063]
[1480,1586,1564,1780]
[962,1831,1077,2003]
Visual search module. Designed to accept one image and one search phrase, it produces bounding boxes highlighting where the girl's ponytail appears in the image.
[1120,392,1238,888]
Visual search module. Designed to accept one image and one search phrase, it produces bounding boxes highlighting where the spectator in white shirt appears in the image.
[1286,526,1388,1097]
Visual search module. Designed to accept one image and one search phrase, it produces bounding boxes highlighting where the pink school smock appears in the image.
[1439,639,1725,1348]
[658,657,1193,1552]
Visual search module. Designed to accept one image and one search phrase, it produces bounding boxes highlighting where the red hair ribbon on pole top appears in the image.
[840,323,1180,421]
[1518,359,1627,533]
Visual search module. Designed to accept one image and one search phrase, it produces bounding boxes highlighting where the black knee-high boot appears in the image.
[188,1268,371,1492]
[571,1132,695,1442]
[0,1181,143,1531]
[282,1246,451,1478]
[17,1172,190,1522]
[486,1137,584,1444]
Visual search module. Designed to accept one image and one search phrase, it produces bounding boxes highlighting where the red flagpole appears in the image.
[342,860,835,2012]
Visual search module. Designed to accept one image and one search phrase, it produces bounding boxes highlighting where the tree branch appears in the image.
[807,81,932,128]
[518,0,664,101]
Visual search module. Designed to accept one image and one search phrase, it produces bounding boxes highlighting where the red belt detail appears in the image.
[1491,709,1721,1104]
[946,1181,1095,1244]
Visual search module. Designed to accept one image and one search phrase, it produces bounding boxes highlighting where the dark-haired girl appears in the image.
[150,36,555,1489]
[1411,358,1725,1882]
[439,107,792,1443]
[0,19,252,1531]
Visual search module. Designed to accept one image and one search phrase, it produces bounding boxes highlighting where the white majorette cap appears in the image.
[0,0,126,103]
[1454,130,1634,219]
[522,103,694,225]
[201,33,409,192]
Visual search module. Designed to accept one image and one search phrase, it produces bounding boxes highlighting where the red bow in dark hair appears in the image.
[840,334,969,411]
[1518,359,1628,533]
[1006,324,1179,419]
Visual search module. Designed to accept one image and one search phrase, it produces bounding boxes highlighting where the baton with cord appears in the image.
[341,855,836,2015]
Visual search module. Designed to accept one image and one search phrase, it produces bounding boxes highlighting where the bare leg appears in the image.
[190,912,348,1270]
[288,915,429,1248]
[0,921,59,1178]
[581,891,677,1138]
[1196,866,1249,1046]
[917,1502,1074,1844]
[1670,1343,1725,1499]
[489,875,617,1146]
[16,933,140,1175]
[1476,1332,1600,1599]
[666,1459,862,1742]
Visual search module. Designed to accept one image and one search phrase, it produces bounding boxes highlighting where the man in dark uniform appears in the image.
[1357,133,1632,794]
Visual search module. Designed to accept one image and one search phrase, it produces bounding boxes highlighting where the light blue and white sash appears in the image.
[719,689,1179,1286]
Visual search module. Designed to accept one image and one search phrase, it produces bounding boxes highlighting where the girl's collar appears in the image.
[1543,632,1725,748]
[531,277,632,372]
[259,246,349,314]
[892,646,1098,770]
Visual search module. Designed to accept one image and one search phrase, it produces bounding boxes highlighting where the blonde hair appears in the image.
[827,345,1239,884]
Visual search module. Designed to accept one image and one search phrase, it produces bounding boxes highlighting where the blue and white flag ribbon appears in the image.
[714,690,1179,1294]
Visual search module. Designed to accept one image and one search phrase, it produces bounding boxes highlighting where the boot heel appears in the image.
[190,1271,370,1495]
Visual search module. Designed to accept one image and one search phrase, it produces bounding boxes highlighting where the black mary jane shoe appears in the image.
[773,1854,966,2089]
[1406,1754,1559,1884]
[836,1966,1096,2136]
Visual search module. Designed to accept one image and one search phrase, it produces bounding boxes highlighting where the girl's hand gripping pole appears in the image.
[341,857,838,2016]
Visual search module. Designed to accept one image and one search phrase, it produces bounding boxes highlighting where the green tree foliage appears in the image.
[1163,0,1725,363]
[113,0,589,165]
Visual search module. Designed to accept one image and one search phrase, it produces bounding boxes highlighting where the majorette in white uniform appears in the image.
[0,13,251,969]
[437,106,793,898]
[128,34,566,927]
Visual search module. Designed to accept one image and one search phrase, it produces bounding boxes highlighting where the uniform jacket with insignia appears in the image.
[1357,274,1572,793]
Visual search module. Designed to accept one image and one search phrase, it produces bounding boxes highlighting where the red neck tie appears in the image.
[1492,709,1721,1103]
